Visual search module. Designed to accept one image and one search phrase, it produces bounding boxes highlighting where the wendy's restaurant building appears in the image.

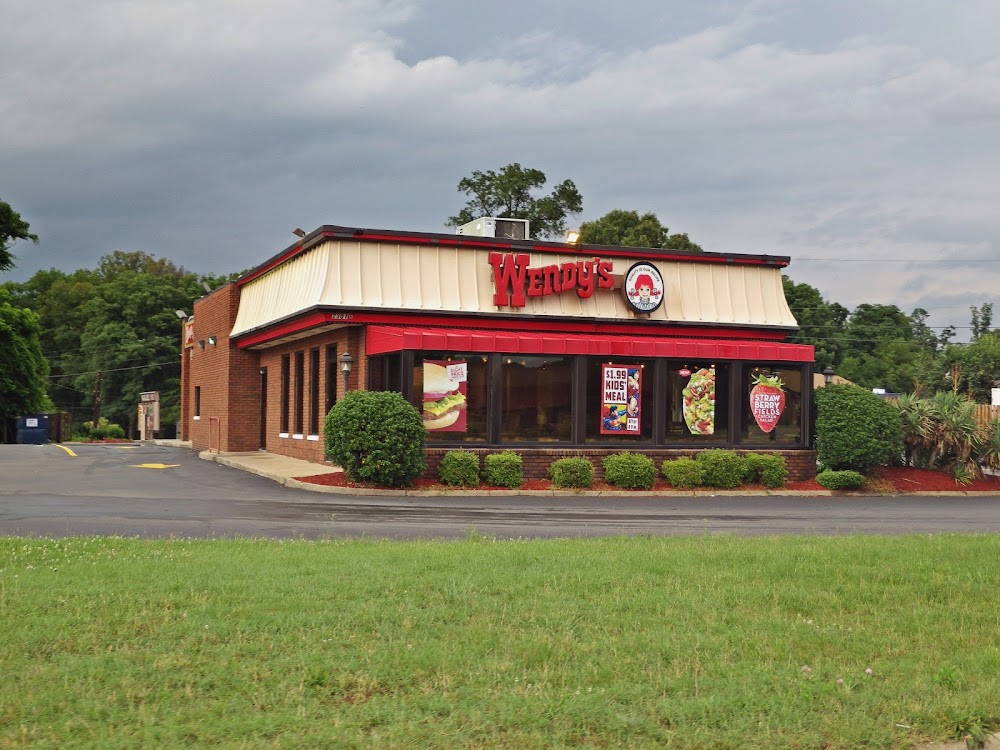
[179,220,817,481]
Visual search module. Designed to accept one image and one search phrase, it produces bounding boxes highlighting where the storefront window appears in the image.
[741,365,804,445]
[665,363,730,443]
[585,359,654,443]
[411,352,487,443]
[500,356,573,442]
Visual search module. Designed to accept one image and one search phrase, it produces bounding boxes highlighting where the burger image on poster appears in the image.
[422,362,467,430]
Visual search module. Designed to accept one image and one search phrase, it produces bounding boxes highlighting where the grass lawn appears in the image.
[1,534,998,749]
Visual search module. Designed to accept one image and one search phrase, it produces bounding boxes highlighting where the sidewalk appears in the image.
[182,447,1000,498]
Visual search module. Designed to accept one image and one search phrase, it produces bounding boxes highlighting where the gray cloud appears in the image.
[3,0,999,338]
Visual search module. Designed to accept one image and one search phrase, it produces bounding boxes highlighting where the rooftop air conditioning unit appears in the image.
[456,217,529,240]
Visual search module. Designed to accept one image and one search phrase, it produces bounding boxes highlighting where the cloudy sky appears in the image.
[3,0,999,339]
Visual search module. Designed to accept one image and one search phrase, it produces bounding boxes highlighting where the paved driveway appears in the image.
[3,443,1000,539]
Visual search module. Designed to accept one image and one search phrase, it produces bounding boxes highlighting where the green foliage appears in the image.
[978,420,1000,473]
[695,449,747,489]
[602,452,656,490]
[940,331,1000,403]
[661,457,704,488]
[782,276,847,372]
[0,199,39,272]
[578,209,704,252]
[815,385,904,474]
[324,391,426,487]
[0,289,50,422]
[743,453,787,488]
[88,423,125,441]
[548,457,594,488]
[483,451,523,488]
[816,469,865,490]
[893,392,981,477]
[438,450,480,488]
[445,163,582,239]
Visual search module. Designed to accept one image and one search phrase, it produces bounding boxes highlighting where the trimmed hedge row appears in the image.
[434,449,789,491]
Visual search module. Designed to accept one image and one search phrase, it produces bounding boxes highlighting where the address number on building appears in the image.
[330,313,354,320]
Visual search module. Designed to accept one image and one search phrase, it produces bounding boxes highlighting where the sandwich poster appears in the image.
[601,364,641,435]
[422,360,467,432]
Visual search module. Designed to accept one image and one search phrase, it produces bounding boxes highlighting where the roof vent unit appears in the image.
[456,217,529,240]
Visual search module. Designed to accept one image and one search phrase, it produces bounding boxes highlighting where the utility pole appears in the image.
[92,370,102,427]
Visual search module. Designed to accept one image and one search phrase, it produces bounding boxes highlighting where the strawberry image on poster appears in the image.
[749,374,785,433]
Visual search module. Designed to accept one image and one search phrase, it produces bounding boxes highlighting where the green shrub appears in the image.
[324,390,426,488]
[816,469,865,490]
[696,449,747,489]
[88,426,108,440]
[483,452,523,488]
[548,457,594,488]
[602,452,656,490]
[105,424,126,439]
[743,453,787,488]
[815,385,904,474]
[661,457,704,488]
[438,450,480,487]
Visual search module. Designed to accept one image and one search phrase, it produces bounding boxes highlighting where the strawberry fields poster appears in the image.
[749,373,785,433]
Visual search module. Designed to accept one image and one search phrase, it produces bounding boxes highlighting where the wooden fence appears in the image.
[975,404,1000,430]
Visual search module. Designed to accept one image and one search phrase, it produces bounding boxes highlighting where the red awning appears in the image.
[366,326,814,362]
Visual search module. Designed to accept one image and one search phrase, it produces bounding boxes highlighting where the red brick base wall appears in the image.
[424,448,817,484]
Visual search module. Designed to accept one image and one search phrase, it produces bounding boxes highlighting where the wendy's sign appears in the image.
[489,252,614,308]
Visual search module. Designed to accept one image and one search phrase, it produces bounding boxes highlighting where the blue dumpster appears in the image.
[16,414,50,445]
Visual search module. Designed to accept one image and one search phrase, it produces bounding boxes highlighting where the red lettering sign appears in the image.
[490,253,617,308]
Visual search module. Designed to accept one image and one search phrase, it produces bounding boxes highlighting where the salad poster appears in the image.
[681,367,716,435]
[601,365,641,435]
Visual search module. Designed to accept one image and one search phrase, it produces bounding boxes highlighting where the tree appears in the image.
[970,303,994,340]
[0,199,39,272]
[578,209,704,252]
[781,276,847,371]
[446,163,582,239]
[0,288,50,439]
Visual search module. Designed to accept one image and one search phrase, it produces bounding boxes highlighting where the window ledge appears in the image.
[278,432,289,438]
[292,434,304,440]
[307,435,320,441]
[193,416,201,421]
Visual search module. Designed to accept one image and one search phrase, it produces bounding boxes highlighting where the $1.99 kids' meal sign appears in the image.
[601,365,641,435]
[749,373,785,433]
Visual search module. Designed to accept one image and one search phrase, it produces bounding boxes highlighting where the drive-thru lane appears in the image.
[2,443,1000,539]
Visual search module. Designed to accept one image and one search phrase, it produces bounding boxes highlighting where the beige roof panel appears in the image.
[231,240,798,338]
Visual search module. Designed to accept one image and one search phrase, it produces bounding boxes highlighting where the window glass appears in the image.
[411,352,488,443]
[742,365,804,444]
[665,362,730,443]
[500,356,573,442]
[585,359,654,443]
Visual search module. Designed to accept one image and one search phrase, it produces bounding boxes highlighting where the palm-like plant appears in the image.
[977,419,1000,473]
[931,392,980,477]
[893,394,935,467]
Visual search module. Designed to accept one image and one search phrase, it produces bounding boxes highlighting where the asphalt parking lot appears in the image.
[3,443,1000,539]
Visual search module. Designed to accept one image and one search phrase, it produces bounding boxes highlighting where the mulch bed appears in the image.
[293,465,1000,492]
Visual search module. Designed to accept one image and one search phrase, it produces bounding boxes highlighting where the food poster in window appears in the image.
[749,372,785,433]
[601,365,641,434]
[422,360,467,431]
[681,366,716,435]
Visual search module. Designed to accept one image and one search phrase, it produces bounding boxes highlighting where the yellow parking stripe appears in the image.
[54,443,77,457]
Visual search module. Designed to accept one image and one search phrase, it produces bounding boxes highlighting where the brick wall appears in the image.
[424,448,817,483]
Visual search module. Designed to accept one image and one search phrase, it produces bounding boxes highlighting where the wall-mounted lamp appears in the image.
[174,309,188,319]
[292,228,306,238]
[339,351,354,395]
[208,336,217,346]
[823,366,835,385]
[564,229,581,244]
[197,340,205,349]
